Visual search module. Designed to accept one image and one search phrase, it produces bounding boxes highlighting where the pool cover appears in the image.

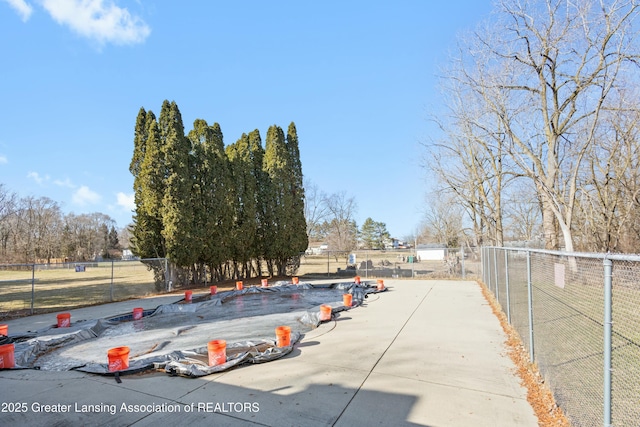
[2,282,384,378]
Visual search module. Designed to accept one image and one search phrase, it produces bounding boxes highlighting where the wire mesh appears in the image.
[298,247,482,279]
[0,264,34,316]
[504,250,531,356]
[530,253,604,427]
[609,259,640,426]
[0,259,163,319]
[483,247,640,427]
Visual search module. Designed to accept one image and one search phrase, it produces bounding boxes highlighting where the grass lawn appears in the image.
[0,261,159,318]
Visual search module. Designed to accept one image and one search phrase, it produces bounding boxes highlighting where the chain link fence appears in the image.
[0,258,167,320]
[1,248,481,321]
[298,247,482,280]
[482,247,640,427]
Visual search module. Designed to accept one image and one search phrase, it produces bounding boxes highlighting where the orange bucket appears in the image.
[185,290,193,302]
[132,307,143,320]
[275,326,291,347]
[354,276,361,284]
[377,279,385,290]
[0,343,15,369]
[319,305,332,321]
[207,340,227,366]
[0,324,7,336]
[261,278,269,287]
[343,294,353,307]
[236,281,243,290]
[292,277,299,285]
[57,312,71,328]
[107,346,130,372]
[210,285,217,295]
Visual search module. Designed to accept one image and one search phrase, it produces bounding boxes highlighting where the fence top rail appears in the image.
[483,246,640,262]
[0,263,36,268]
[0,257,166,269]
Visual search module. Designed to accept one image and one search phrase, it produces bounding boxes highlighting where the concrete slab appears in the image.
[0,280,538,426]
[373,283,524,396]
[206,358,368,426]
[335,372,534,427]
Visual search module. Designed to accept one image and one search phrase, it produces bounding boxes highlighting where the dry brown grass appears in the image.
[0,262,159,318]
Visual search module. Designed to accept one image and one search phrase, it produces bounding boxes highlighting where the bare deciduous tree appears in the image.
[419,192,464,247]
[427,73,515,247]
[0,184,17,258]
[503,182,543,242]
[303,178,329,241]
[322,191,358,254]
[430,0,640,253]
[576,91,640,252]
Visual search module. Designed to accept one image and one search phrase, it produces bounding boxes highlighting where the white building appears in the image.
[416,244,447,261]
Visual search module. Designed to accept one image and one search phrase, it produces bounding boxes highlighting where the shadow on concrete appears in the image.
[0,368,429,427]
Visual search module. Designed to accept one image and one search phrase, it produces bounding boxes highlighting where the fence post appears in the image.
[505,249,511,323]
[110,259,114,302]
[526,250,535,362]
[493,247,499,300]
[366,251,369,279]
[164,258,170,292]
[461,245,466,279]
[603,258,613,427]
[30,264,35,315]
[484,247,490,289]
[482,247,487,285]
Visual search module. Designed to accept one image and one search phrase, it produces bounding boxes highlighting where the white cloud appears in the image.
[0,154,7,164]
[53,177,75,188]
[27,171,48,184]
[40,0,151,45]
[72,185,101,205]
[116,192,135,211]
[2,0,33,22]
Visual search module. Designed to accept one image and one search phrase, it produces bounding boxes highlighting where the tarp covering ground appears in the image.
[2,282,384,378]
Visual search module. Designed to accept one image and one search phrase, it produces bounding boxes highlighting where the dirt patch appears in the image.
[478,280,571,427]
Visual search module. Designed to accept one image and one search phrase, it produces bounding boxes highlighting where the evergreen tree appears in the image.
[108,226,119,250]
[285,122,308,261]
[360,217,390,249]
[263,124,308,275]
[130,109,166,260]
[130,108,147,180]
[226,133,258,278]
[129,108,167,289]
[360,218,377,249]
[130,103,306,282]
[262,125,286,275]
[129,107,148,255]
[189,119,233,281]
[159,100,194,276]
[248,129,268,276]
[374,221,391,249]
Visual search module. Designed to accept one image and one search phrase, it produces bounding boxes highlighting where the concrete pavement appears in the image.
[0,280,538,426]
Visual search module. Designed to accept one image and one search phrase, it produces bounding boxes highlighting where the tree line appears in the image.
[129,100,307,286]
[0,184,122,264]
[425,0,640,254]
[303,182,390,253]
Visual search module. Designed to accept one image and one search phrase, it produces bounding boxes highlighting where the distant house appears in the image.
[416,244,447,261]
[385,238,409,250]
[305,243,328,255]
[122,249,135,260]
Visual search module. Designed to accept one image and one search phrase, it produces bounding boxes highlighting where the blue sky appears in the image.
[0,0,492,239]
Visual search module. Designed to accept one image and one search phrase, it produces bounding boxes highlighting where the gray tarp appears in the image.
[4,282,384,378]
